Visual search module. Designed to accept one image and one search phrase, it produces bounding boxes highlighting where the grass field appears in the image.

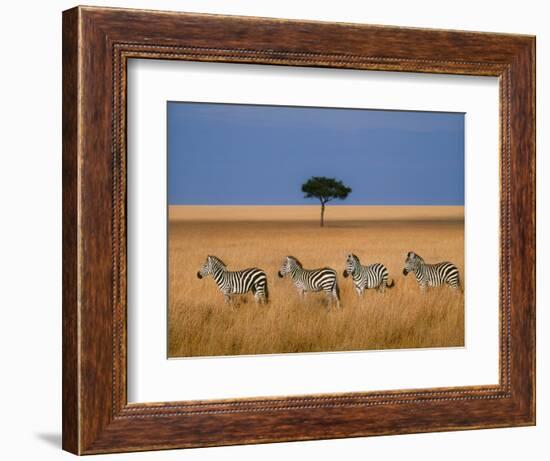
[168,205,464,358]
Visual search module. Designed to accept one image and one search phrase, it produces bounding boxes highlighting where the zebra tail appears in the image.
[386,278,395,288]
[335,281,341,301]
[264,280,270,303]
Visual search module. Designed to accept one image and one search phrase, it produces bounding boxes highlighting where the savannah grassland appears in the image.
[168,206,464,358]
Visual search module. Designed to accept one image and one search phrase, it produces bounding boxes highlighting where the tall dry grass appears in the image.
[168,206,464,358]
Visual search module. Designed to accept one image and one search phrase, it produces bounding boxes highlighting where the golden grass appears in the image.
[169,205,464,222]
[168,206,464,358]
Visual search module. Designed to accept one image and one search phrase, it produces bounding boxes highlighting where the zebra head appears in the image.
[343,253,360,277]
[403,251,424,276]
[278,256,301,278]
[197,255,226,279]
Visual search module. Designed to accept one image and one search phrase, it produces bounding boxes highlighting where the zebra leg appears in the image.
[250,285,259,304]
[255,287,268,304]
[355,286,363,297]
[223,293,232,304]
[261,281,269,304]
[378,283,386,294]
[256,288,266,304]
[449,280,462,291]
[323,291,333,310]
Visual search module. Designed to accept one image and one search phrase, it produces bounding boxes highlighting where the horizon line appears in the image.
[168,204,465,207]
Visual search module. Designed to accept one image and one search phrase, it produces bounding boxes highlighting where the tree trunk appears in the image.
[320,202,325,227]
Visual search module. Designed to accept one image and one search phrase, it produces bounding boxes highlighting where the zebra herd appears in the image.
[197,251,461,307]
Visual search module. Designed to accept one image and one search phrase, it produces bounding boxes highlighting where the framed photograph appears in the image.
[62,6,535,455]
[166,102,465,359]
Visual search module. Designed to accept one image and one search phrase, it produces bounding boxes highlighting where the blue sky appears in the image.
[167,102,464,205]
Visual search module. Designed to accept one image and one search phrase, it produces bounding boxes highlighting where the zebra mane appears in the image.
[407,251,424,262]
[209,255,227,267]
[287,256,303,267]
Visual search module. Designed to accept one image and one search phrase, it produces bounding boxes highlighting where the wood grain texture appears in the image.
[61,7,79,454]
[62,5,536,455]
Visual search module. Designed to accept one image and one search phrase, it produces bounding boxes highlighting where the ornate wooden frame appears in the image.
[62,6,535,455]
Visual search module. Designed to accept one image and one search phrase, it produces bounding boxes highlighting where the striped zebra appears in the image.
[403,251,461,290]
[197,255,269,304]
[343,253,394,295]
[277,256,341,308]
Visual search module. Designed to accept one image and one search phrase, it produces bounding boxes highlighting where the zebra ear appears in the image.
[407,251,415,258]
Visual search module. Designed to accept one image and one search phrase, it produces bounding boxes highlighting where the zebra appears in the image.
[277,256,340,308]
[196,255,269,304]
[402,251,461,290]
[343,253,394,295]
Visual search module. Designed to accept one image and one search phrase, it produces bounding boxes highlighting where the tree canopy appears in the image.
[301,176,352,226]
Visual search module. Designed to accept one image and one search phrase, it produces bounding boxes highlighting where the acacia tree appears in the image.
[301,176,352,227]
